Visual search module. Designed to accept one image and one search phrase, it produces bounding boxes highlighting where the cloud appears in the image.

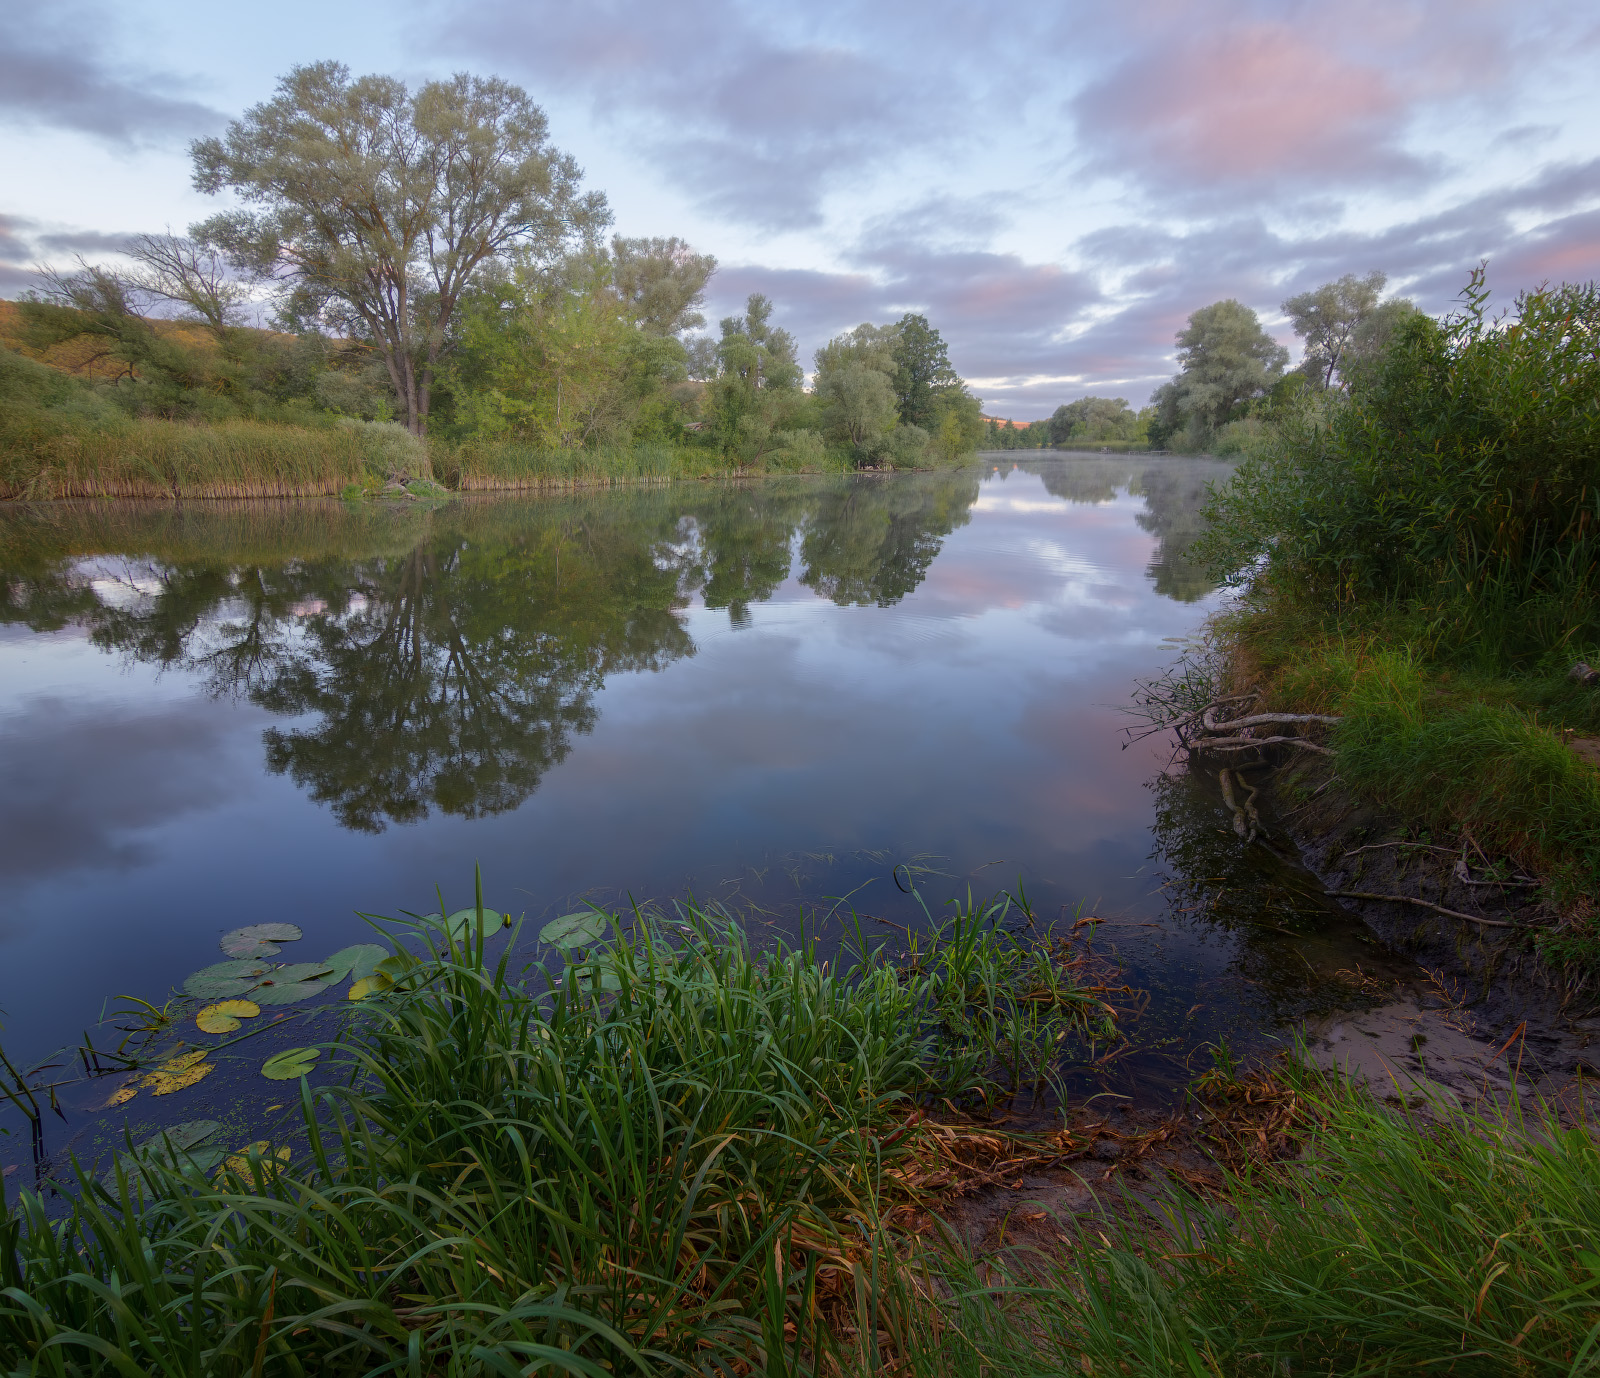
[36,229,141,256]
[0,6,222,145]
[428,0,967,228]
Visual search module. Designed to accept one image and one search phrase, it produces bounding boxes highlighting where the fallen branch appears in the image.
[1200,708,1342,732]
[1326,890,1513,929]
[1191,735,1335,755]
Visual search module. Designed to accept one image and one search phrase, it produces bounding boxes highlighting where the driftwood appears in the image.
[1326,890,1512,929]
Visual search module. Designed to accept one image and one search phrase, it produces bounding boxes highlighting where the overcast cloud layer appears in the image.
[2,0,1596,416]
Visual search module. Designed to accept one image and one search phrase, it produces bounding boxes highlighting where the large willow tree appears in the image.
[191,62,610,435]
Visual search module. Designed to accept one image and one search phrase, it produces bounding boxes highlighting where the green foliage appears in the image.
[1149,299,1288,450]
[889,313,961,431]
[1282,269,1418,391]
[1202,270,1600,668]
[192,61,608,434]
[1329,651,1600,896]
[0,890,1111,1374]
[1047,396,1148,446]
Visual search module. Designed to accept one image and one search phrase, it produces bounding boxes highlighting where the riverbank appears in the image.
[5,888,1596,1376]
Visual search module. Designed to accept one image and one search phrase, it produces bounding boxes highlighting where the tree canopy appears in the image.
[191,62,609,435]
[1149,300,1287,450]
[1282,271,1417,392]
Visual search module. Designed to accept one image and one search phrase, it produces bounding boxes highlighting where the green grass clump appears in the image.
[0,888,1111,1375]
[943,1062,1600,1378]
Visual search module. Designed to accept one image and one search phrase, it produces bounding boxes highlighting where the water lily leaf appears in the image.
[100,1120,222,1190]
[425,908,505,941]
[106,1080,139,1107]
[261,1047,321,1080]
[249,963,335,1006]
[348,974,390,1000]
[219,1141,292,1181]
[195,999,260,1034]
[140,1050,213,1096]
[220,923,302,959]
[322,944,387,984]
[541,911,607,949]
[183,960,273,1001]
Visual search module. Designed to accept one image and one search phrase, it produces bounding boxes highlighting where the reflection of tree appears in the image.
[676,485,813,625]
[799,470,980,606]
[1147,768,1386,1024]
[1016,456,1233,604]
[253,513,692,831]
[0,477,980,829]
[1129,465,1232,604]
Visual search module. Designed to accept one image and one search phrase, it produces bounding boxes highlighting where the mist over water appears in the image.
[0,456,1400,1105]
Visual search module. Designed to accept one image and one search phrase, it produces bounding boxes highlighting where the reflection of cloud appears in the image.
[0,697,244,896]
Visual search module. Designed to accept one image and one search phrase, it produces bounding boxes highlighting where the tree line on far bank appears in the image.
[994,270,1417,457]
[2,61,983,478]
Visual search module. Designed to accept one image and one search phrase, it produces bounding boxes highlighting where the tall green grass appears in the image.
[0,888,1110,1375]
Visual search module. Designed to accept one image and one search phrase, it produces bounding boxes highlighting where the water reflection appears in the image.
[3,457,1349,1090]
[5,474,997,830]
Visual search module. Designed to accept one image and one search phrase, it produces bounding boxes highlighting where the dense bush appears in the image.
[1202,271,1600,668]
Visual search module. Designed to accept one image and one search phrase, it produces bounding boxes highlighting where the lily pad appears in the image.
[100,1120,222,1190]
[261,1047,321,1080]
[219,1141,292,1181]
[183,959,274,1001]
[425,908,506,942]
[348,951,424,998]
[195,999,261,1034]
[348,974,388,1000]
[540,911,607,950]
[321,944,387,984]
[138,1050,213,1096]
[249,963,335,1006]
[220,923,303,959]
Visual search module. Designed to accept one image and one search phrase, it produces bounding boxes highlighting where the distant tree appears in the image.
[1148,300,1288,449]
[814,323,901,460]
[608,236,716,337]
[1048,396,1141,445]
[707,294,805,465]
[1282,271,1416,391]
[123,233,254,341]
[889,313,959,430]
[191,62,609,435]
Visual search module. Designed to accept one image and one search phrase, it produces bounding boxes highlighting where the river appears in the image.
[0,455,1408,1178]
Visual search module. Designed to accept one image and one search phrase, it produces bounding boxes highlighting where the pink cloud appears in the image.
[1075,22,1415,184]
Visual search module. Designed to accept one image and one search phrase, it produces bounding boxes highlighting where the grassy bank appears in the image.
[0,890,1114,1374]
[935,1060,1600,1378]
[7,889,1598,1375]
[1192,273,1600,966]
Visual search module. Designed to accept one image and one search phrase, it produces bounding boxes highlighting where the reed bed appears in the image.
[435,439,742,492]
[0,417,423,501]
[0,887,1115,1375]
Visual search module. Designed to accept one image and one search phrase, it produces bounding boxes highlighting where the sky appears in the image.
[2,0,1597,418]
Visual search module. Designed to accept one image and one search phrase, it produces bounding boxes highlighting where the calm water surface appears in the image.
[0,456,1407,1167]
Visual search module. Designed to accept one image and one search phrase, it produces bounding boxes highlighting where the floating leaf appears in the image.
[219,923,303,959]
[106,1080,140,1108]
[321,944,387,984]
[540,911,607,949]
[425,908,506,942]
[219,1141,292,1181]
[101,1120,222,1190]
[183,960,273,1001]
[249,963,335,1007]
[261,1047,321,1081]
[140,1050,213,1096]
[348,974,390,1000]
[195,999,260,1034]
